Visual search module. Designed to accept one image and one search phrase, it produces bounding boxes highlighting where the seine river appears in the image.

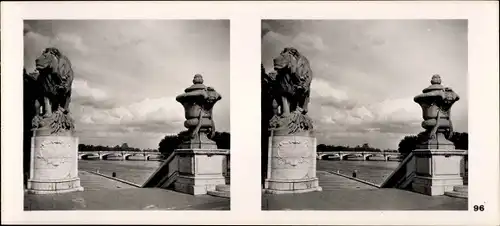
[79,158,162,186]
[317,158,400,185]
[80,157,401,187]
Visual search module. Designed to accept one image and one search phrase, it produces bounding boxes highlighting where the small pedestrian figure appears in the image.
[112,172,116,177]
[352,170,358,178]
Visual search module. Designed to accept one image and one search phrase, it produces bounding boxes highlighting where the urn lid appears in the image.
[414,74,459,104]
[185,74,207,93]
[176,74,209,103]
[422,74,445,93]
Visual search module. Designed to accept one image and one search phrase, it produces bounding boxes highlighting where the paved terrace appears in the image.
[262,170,468,210]
[24,171,230,210]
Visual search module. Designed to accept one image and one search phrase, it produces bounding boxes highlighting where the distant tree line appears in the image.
[77,142,157,152]
[316,132,468,159]
[316,143,398,153]
[398,132,468,158]
[158,131,230,159]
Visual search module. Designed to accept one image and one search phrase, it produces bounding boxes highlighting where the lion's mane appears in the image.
[273,47,313,100]
[36,47,74,110]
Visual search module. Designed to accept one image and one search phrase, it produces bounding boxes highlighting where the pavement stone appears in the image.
[262,172,468,210]
[317,171,376,191]
[24,171,230,210]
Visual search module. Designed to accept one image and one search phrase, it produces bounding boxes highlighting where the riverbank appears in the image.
[262,186,468,210]
[79,160,161,186]
[317,159,400,185]
[24,171,230,210]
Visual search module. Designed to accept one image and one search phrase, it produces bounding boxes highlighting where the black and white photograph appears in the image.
[22,20,231,210]
[2,1,499,225]
[261,20,469,210]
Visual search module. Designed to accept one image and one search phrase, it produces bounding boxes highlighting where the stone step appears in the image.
[445,185,468,199]
[444,190,468,199]
[207,189,230,198]
[453,185,468,193]
[215,184,230,192]
[207,184,230,198]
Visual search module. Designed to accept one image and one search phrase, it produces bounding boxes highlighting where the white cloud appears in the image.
[80,96,184,126]
[293,33,327,51]
[56,32,88,53]
[72,79,108,102]
[351,106,374,120]
[311,78,349,102]
[368,97,422,123]
[317,95,422,136]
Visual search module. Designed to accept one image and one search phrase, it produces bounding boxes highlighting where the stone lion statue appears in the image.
[272,47,313,115]
[28,47,75,133]
[34,47,74,117]
[264,47,314,134]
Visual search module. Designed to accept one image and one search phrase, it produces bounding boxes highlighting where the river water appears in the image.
[317,158,400,185]
[79,157,401,187]
[79,159,162,186]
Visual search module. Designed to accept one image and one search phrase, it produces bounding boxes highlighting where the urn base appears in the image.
[178,132,218,150]
[173,149,229,195]
[411,149,466,196]
[418,132,455,149]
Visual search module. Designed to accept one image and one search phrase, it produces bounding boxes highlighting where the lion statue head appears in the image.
[273,47,301,70]
[35,47,74,96]
[36,48,63,72]
[273,47,312,88]
[271,47,313,113]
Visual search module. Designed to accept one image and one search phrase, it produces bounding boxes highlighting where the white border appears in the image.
[2,1,499,225]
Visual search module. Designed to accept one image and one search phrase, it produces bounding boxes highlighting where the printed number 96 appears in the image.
[473,205,484,211]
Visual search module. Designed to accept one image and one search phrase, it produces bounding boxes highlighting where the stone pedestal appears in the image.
[173,149,229,195]
[264,134,322,194]
[412,149,466,196]
[178,132,218,150]
[26,135,83,194]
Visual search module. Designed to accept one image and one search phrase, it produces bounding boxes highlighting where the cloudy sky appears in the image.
[262,20,468,150]
[24,20,230,149]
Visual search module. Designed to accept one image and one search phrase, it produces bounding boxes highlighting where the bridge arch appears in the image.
[79,153,98,160]
[341,153,360,160]
[123,154,133,160]
[320,154,340,160]
[385,155,401,161]
[100,153,121,160]
[364,154,374,161]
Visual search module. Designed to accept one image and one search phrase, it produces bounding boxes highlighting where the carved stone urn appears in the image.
[175,74,221,149]
[413,74,460,149]
[411,74,465,196]
[172,74,228,196]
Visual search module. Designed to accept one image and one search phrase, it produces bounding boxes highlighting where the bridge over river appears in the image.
[78,150,162,161]
[317,151,402,161]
